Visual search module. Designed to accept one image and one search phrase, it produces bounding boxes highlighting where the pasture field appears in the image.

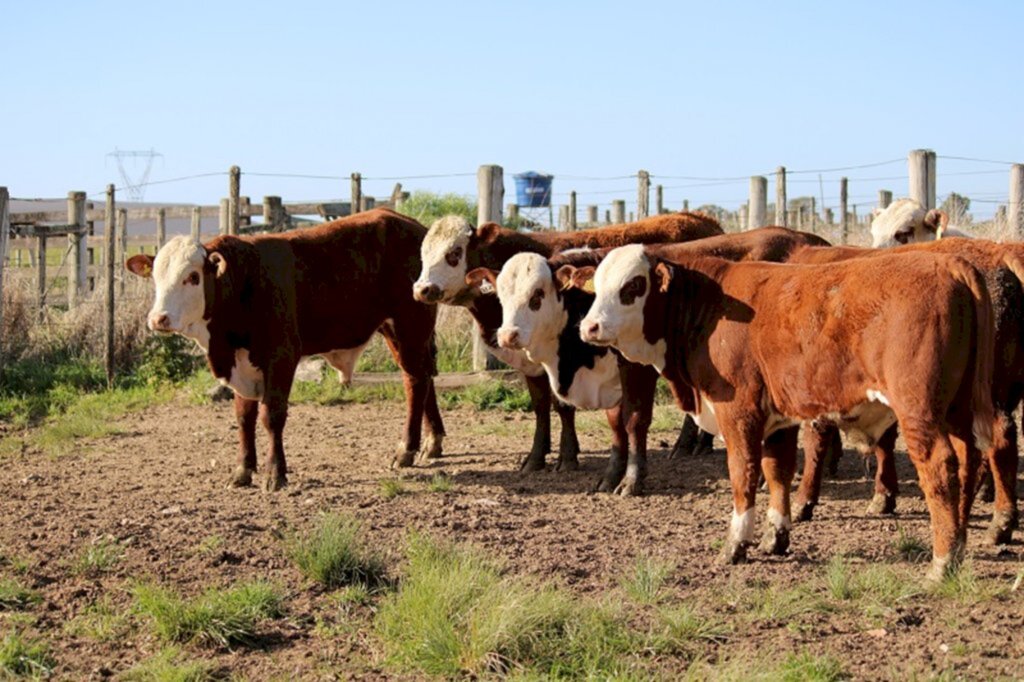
[1,374,1023,680]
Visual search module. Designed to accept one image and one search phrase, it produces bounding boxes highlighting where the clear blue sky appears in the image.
[3,0,1021,218]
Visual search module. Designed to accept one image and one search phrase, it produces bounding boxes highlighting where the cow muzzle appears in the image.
[580,320,611,346]
[148,312,174,333]
[497,327,523,350]
[414,282,443,304]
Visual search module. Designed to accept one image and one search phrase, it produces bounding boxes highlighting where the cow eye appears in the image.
[894,231,910,244]
[619,275,647,305]
[445,246,463,267]
[185,271,200,286]
[528,288,545,311]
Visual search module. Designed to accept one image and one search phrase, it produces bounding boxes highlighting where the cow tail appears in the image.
[948,257,995,452]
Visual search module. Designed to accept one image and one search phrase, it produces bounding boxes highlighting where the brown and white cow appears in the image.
[126,208,444,491]
[789,238,1024,544]
[870,198,966,247]
[577,244,994,581]
[412,212,723,472]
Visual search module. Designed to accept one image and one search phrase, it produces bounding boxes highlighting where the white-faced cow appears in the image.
[578,244,994,581]
[126,208,444,491]
[413,212,723,472]
[790,238,1024,545]
[870,198,966,247]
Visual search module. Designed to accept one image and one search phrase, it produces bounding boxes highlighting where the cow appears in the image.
[870,198,967,247]
[789,238,1024,545]
[412,212,723,472]
[476,227,834,495]
[125,208,445,492]
[576,244,994,581]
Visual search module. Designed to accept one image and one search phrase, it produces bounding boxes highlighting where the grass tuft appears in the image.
[71,537,123,577]
[285,514,387,590]
[893,526,930,564]
[133,581,283,649]
[932,561,1004,603]
[0,629,54,679]
[121,646,218,682]
[438,381,533,412]
[823,555,921,605]
[64,596,132,643]
[618,554,676,605]
[379,479,407,500]
[645,603,730,656]
[0,577,40,611]
[427,472,454,493]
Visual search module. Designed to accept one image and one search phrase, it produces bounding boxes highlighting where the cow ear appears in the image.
[207,251,229,278]
[125,254,154,279]
[571,266,596,293]
[654,261,673,293]
[554,265,577,291]
[465,267,498,295]
[473,222,501,245]
[924,209,949,235]
[871,207,884,219]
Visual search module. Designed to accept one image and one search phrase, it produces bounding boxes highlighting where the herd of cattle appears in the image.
[125,198,1022,583]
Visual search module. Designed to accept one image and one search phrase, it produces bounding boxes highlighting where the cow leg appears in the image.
[949,433,982,537]
[258,399,289,492]
[824,425,843,478]
[419,379,446,461]
[521,374,552,471]
[555,399,580,472]
[720,417,763,565]
[613,364,657,497]
[379,323,434,468]
[596,405,628,492]
[901,423,964,583]
[984,411,1019,545]
[693,429,715,457]
[866,425,900,515]
[228,395,259,488]
[759,426,798,555]
[670,414,699,458]
[392,372,429,468]
[794,420,836,522]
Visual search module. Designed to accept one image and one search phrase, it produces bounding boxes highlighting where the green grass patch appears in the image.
[684,650,844,681]
[0,578,40,611]
[70,538,122,577]
[121,646,218,682]
[285,514,387,590]
[439,381,532,412]
[645,602,730,656]
[723,578,828,624]
[289,378,406,407]
[427,472,454,493]
[931,561,1005,603]
[376,534,637,679]
[133,581,284,649]
[618,554,676,605]
[379,479,407,500]
[64,596,132,643]
[0,629,54,680]
[893,526,929,563]
[823,555,921,606]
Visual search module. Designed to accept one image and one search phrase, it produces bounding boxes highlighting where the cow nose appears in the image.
[582,321,600,341]
[149,313,171,331]
[415,283,442,303]
[497,328,521,349]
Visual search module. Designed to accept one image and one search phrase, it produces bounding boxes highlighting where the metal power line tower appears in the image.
[107,148,163,201]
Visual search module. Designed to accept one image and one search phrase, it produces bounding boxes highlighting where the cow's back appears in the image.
[543,212,724,252]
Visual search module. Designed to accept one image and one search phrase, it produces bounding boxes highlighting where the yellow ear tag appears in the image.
[581,278,595,294]
[142,262,152,277]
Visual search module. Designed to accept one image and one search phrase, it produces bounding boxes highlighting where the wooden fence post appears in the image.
[738,204,748,231]
[239,196,250,229]
[604,209,611,224]
[748,176,767,230]
[0,187,6,379]
[228,165,241,235]
[908,149,936,210]
[351,173,362,215]
[655,184,663,215]
[926,150,937,210]
[35,233,46,315]
[506,204,519,224]
[637,170,650,219]
[568,191,577,231]
[611,200,625,224]
[775,167,787,226]
[474,164,504,370]
[116,208,127,294]
[219,199,229,235]
[586,205,598,224]
[155,207,166,251]
[105,184,115,387]
[68,191,87,308]
[839,177,849,244]
[683,199,689,212]
[263,196,284,230]
[878,189,892,210]
[191,206,201,240]
[1010,164,1024,238]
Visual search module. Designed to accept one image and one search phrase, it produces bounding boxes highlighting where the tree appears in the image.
[397,191,476,228]
[940,192,971,225]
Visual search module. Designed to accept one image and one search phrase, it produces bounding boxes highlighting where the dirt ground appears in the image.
[1,393,1023,680]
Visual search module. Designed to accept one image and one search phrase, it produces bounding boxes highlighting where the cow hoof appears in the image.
[794,500,815,523]
[613,477,642,497]
[519,454,546,472]
[227,466,254,488]
[595,472,621,493]
[721,540,749,565]
[759,526,790,555]
[418,434,444,462]
[866,493,896,516]
[391,449,417,469]
[692,441,714,458]
[984,510,1015,545]
[262,472,287,493]
[555,454,579,473]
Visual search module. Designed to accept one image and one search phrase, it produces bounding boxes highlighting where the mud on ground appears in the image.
[1,395,1023,680]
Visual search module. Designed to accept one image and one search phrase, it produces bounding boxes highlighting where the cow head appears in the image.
[579,244,668,370]
[125,235,230,347]
[479,253,568,352]
[870,198,949,247]
[414,215,499,305]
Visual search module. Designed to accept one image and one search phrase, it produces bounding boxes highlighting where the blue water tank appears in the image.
[514,171,553,208]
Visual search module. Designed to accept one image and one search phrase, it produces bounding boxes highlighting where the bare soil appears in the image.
[1,395,1023,680]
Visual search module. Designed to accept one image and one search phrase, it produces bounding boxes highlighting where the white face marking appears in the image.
[221,349,264,400]
[729,507,756,546]
[870,198,930,248]
[495,253,566,353]
[148,236,210,344]
[581,244,666,371]
[415,215,474,303]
